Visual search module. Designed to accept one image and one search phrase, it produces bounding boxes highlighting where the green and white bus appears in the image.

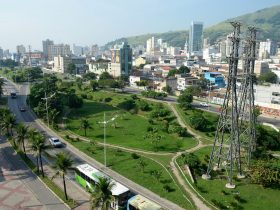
[75,164,130,210]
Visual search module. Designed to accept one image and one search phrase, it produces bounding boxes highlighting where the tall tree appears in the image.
[80,118,92,136]
[3,114,16,136]
[90,176,115,210]
[0,78,4,98]
[30,133,49,177]
[16,123,29,155]
[29,129,40,173]
[52,152,74,200]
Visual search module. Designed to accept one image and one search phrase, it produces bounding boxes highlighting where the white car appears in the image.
[199,102,209,107]
[49,137,62,147]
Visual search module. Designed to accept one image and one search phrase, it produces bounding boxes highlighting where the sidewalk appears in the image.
[25,148,91,210]
[0,137,68,210]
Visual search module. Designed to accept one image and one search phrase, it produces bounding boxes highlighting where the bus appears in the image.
[127,195,163,210]
[75,164,130,210]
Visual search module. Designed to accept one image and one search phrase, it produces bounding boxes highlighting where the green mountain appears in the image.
[105,5,280,49]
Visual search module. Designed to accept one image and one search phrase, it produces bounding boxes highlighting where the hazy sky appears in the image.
[0,0,279,51]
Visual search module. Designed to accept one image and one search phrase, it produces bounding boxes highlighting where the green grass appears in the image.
[66,100,197,152]
[179,147,280,210]
[175,104,219,143]
[65,139,194,209]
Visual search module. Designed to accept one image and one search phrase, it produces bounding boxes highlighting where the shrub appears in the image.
[136,100,151,111]
[131,153,140,159]
[103,97,112,103]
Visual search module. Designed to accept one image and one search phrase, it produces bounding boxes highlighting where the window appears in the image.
[272,92,280,96]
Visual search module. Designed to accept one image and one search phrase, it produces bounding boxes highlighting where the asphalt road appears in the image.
[124,87,280,128]
[4,80,185,210]
[2,81,68,210]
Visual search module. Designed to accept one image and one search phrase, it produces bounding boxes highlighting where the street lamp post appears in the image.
[41,92,56,127]
[98,113,118,167]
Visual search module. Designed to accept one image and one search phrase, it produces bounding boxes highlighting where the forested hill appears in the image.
[104,5,280,49]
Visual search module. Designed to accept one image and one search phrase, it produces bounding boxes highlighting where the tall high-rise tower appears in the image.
[189,21,203,54]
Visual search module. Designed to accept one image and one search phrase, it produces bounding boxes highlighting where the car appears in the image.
[49,137,62,147]
[19,107,26,112]
[199,102,209,107]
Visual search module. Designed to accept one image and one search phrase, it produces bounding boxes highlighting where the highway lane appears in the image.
[3,80,68,210]
[5,80,186,210]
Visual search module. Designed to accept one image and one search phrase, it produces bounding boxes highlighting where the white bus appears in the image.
[75,164,130,210]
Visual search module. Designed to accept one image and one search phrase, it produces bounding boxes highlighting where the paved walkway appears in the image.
[0,137,68,210]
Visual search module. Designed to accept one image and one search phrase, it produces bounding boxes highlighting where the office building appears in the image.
[42,39,54,59]
[47,44,71,61]
[53,55,86,74]
[16,45,26,55]
[189,21,203,54]
[109,42,132,77]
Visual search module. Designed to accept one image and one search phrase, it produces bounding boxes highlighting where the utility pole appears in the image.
[41,92,56,127]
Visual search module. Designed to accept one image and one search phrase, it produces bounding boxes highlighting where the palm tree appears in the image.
[30,132,49,177]
[91,176,115,210]
[52,152,74,200]
[16,123,28,154]
[29,129,40,173]
[2,113,16,136]
[80,118,92,136]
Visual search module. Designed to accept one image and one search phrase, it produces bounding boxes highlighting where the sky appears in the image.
[0,0,279,51]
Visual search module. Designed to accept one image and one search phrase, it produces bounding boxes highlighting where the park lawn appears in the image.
[175,104,219,142]
[180,147,280,210]
[66,100,197,152]
[67,139,194,210]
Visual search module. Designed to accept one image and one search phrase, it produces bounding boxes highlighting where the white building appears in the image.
[258,39,277,59]
[146,37,155,54]
[177,74,199,91]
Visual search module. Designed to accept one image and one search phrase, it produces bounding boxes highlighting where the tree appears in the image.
[178,65,190,74]
[151,170,162,182]
[90,176,115,210]
[30,132,49,177]
[16,123,28,155]
[52,152,74,200]
[138,158,147,172]
[28,129,40,173]
[144,127,164,151]
[162,85,172,94]
[183,153,201,169]
[258,71,278,84]
[178,90,193,109]
[67,63,76,74]
[189,112,207,131]
[49,109,60,127]
[2,114,16,136]
[80,118,92,136]
[83,72,96,81]
[0,78,4,98]
[99,72,113,80]
[90,80,99,91]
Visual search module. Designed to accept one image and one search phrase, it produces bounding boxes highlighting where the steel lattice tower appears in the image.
[237,27,257,166]
[202,22,244,189]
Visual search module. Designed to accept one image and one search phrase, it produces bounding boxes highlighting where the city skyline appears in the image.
[0,0,279,51]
